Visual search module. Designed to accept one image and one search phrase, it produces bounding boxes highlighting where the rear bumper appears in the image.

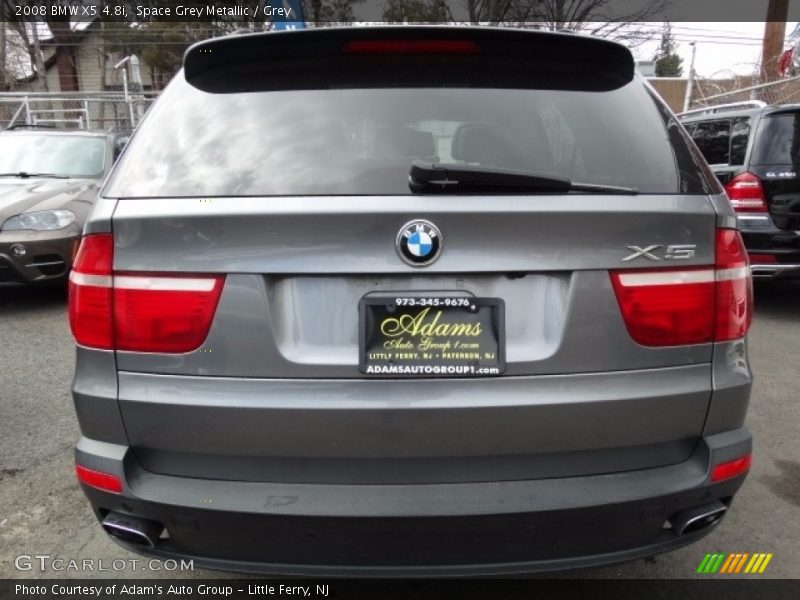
[750,263,800,279]
[76,428,751,576]
[738,214,800,279]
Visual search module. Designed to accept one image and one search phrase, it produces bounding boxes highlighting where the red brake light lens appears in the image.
[69,234,114,349]
[715,229,752,342]
[610,229,752,347]
[724,172,767,212]
[113,274,224,353]
[342,40,480,55]
[610,268,715,346]
[68,234,224,353]
[75,464,123,494]
[711,454,751,482]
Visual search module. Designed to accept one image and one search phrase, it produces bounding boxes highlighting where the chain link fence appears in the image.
[682,75,800,114]
[0,91,158,131]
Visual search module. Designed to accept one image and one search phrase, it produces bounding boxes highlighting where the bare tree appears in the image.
[0,1,51,91]
[383,0,453,22]
[526,0,668,46]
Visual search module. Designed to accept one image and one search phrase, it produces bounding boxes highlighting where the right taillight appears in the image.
[610,229,752,346]
[714,229,752,342]
[68,234,224,353]
[724,172,768,212]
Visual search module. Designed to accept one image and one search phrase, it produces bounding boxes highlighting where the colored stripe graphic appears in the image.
[745,554,760,573]
[720,553,736,573]
[734,553,750,573]
[697,553,713,573]
[710,553,727,573]
[758,554,773,573]
[698,552,772,574]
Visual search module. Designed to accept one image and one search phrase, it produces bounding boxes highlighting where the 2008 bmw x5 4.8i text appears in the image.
[68,27,753,575]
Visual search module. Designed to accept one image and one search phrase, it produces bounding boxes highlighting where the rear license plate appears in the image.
[359,296,505,377]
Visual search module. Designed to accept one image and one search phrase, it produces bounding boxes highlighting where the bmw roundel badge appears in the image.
[396,219,443,267]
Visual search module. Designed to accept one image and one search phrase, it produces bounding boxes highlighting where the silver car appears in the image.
[68,27,754,575]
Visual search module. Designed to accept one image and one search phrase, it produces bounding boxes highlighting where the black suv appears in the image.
[680,101,800,279]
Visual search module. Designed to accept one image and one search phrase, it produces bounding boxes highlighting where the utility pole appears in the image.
[761,0,789,83]
[683,42,697,113]
[129,55,146,122]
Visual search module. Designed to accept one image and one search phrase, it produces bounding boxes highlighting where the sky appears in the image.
[632,22,800,78]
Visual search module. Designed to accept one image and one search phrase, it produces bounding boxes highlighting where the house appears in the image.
[3,20,162,129]
[11,19,161,94]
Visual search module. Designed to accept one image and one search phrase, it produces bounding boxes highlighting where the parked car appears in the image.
[680,101,800,279]
[0,127,127,286]
[69,27,753,575]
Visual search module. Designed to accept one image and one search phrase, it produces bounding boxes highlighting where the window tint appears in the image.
[690,119,731,165]
[729,117,751,165]
[105,76,682,197]
[751,113,800,165]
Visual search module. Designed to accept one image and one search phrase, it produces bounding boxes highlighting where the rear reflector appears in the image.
[75,464,122,494]
[342,40,480,54]
[610,229,752,346]
[68,234,225,353]
[711,454,751,482]
[724,172,768,212]
[748,253,777,264]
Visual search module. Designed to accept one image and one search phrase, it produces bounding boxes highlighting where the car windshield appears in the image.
[0,133,106,178]
[104,77,685,197]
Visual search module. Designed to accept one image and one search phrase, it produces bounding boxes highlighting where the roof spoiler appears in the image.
[183,26,635,94]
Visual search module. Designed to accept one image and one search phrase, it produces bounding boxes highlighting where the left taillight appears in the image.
[113,274,224,353]
[610,229,752,347]
[68,234,224,353]
[69,234,114,349]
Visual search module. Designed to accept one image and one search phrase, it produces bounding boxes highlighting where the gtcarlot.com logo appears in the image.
[15,554,193,572]
[696,552,773,574]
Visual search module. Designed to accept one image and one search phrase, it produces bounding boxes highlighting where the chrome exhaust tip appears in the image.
[669,500,727,536]
[102,512,164,548]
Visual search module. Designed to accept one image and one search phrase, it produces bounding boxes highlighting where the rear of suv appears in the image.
[680,101,800,279]
[69,27,753,575]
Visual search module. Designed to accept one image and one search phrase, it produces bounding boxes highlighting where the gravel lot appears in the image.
[1,282,798,580]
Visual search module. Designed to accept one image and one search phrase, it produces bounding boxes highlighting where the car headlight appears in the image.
[1,210,75,232]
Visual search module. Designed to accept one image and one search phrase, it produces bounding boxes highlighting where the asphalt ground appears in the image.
[0,281,798,581]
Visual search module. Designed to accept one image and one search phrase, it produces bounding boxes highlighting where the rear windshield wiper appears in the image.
[0,172,69,179]
[409,161,638,195]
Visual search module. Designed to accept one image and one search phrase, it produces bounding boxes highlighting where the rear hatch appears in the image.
[750,107,800,230]
[91,28,726,484]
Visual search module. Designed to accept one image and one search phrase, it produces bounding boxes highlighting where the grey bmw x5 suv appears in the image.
[69,27,753,575]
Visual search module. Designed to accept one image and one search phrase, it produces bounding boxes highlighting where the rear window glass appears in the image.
[729,117,751,165]
[689,119,731,165]
[105,76,685,197]
[686,117,751,166]
[751,113,800,165]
